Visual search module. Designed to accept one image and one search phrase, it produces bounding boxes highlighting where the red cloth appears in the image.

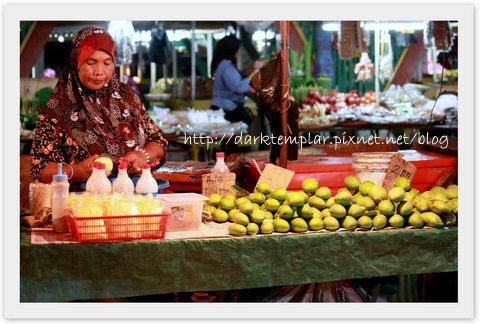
[77,31,115,70]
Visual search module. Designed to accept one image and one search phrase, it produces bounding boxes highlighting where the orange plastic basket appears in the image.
[66,210,169,243]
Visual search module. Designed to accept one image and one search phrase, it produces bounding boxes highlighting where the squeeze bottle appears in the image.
[211,152,230,173]
[112,161,134,194]
[51,163,70,233]
[135,163,158,196]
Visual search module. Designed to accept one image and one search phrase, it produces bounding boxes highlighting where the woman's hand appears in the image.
[39,154,100,183]
[122,150,149,175]
[72,154,101,181]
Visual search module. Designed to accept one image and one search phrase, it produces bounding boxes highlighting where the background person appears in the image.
[210,35,265,124]
[30,26,168,185]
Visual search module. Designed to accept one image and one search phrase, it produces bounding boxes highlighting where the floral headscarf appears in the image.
[42,26,148,161]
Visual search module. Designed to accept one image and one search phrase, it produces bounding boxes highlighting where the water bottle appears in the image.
[211,152,230,173]
[135,163,158,196]
[112,161,134,194]
[51,163,70,233]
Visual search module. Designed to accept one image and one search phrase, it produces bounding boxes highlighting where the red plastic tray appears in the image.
[241,150,457,193]
[67,210,169,243]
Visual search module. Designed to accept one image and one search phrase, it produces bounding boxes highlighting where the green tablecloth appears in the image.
[20,227,457,302]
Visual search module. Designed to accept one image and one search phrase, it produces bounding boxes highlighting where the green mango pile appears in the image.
[205,176,458,237]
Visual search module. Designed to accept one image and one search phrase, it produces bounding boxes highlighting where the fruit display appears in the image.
[297,83,449,127]
[205,176,458,237]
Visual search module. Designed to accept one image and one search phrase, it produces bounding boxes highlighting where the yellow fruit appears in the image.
[264,198,281,212]
[315,187,331,200]
[364,210,378,217]
[273,218,290,233]
[330,204,347,219]
[228,223,247,236]
[323,216,340,231]
[255,182,272,195]
[249,192,266,205]
[421,212,444,228]
[238,200,254,215]
[212,209,229,223]
[398,201,414,217]
[260,220,274,234]
[291,217,309,233]
[447,199,458,215]
[308,196,326,210]
[445,188,458,200]
[208,194,222,207]
[430,186,446,195]
[334,190,353,207]
[299,204,314,220]
[310,207,322,219]
[341,216,357,230]
[359,180,375,196]
[234,212,250,226]
[394,176,411,191]
[377,200,395,217]
[264,210,274,219]
[95,157,113,175]
[357,215,373,229]
[250,209,266,224]
[220,198,235,211]
[224,193,237,201]
[388,187,406,203]
[412,195,429,212]
[235,197,250,208]
[348,204,365,218]
[271,188,288,201]
[325,197,335,208]
[408,212,424,228]
[246,222,259,235]
[357,196,376,210]
[321,208,331,219]
[228,208,239,222]
[427,199,450,215]
[344,175,361,191]
[286,192,305,208]
[302,178,319,193]
[388,214,404,228]
[368,185,387,204]
[372,214,388,229]
[309,217,324,231]
[276,204,294,220]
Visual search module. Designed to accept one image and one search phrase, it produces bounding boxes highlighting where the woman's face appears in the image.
[78,50,114,90]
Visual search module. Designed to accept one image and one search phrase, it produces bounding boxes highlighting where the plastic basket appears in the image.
[67,210,169,243]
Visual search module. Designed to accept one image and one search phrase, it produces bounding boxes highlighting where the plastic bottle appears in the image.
[94,162,112,194]
[85,161,100,193]
[112,161,134,194]
[135,163,158,196]
[211,152,230,173]
[51,163,70,233]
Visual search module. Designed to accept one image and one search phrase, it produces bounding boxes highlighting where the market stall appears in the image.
[21,226,457,302]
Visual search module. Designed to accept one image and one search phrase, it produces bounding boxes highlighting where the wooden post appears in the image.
[279,21,290,168]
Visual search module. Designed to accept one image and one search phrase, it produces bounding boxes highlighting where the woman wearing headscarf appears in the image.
[30,27,168,184]
[210,35,265,124]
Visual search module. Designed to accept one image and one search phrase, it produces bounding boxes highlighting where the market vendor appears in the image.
[30,27,168,184]
[210,35,265,124]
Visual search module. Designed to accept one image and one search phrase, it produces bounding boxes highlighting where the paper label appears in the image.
[256,163,295,190]
[382,154,416,191]
[202,173,236,196]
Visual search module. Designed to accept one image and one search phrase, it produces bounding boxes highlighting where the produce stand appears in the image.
[20,225,457,302]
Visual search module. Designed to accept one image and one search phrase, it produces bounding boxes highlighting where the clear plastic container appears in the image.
[158,193,209,232]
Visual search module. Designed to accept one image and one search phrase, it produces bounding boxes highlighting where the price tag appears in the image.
[382,154,416,191]
[256,163,295,190]
[202,173,236,196]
